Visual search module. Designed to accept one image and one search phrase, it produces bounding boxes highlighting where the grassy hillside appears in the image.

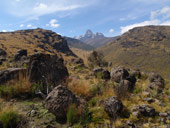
[0,28,74,57]
[98,26,170,78]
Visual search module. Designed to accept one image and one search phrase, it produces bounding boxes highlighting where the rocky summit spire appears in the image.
[85,29,94,38]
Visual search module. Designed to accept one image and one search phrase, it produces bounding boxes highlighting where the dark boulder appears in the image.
[126,74,136,87]
[14,49,27,61]
[132,104,156,118]
[0,48,7,57]
[103,96,123,120]
[27,53,69,93]
[122,79,134,92]
[149,73,165,85]
[131,69,141,79]
[92,67,110,80]
[45,85,86,123]
[0,68,26,85]
[148,73,165,93]
[111,67,129,83]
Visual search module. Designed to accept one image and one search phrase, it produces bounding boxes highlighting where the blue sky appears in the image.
[0,0,170,37]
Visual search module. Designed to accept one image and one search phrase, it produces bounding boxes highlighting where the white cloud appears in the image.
[1,30,7,32]
[151,6,170,20]
[27,24,37,28]
[20,24,24,27]
[27,24,32,28]
[46,19,60,28]
[8,0,96,20]
[121,20,160,33]
[16,0,21,2]
[109,29,114,33]
[121,6,170,34]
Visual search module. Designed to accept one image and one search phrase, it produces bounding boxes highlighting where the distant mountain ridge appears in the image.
[64,36,94,51]
[98,25,170,77]
[75,29,117,48]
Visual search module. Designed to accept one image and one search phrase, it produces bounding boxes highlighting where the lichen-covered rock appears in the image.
[27,53,69,93]
[45,85,86,123]
[103,96,123,119]
[111,67,129,83]
[0,68,26,85]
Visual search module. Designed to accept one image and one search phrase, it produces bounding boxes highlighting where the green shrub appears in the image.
[133,87,143,94]
[67,104,77,125]
[89,98,97,107]
[80,108,92,125]
[0,111,20,128]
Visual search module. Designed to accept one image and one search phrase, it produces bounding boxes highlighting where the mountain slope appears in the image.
[75,29,117,48]
[0,28,75,57]
[64,36,94,51]
[98,26,170,77]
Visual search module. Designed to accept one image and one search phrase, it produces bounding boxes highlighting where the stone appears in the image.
[0,68,26,85]
[103,96,123,119]
[27,53,69,93]
[14,49,27,61]
[132,104,156,118]
[45,85,86,123]
[0,48,7,57]
[92,67,110,80]
[111,67,129,83]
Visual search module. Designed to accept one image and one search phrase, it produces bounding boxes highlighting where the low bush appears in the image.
[0,110,20,128]
[0,79,33,100]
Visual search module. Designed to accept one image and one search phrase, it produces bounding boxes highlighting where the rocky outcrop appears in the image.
[111,67,136,92]
[103,96,123,120]
[111,67,129,83]
[0,68,26,85]
[27,53,69,93]
[131,69,141,79]
[14,49,27,61]
[45,85,86,123]
[132,104,156,118]
[70,58,85,67]
[0,48,7,57]
[92,67,110,80]
[148,73,165,93]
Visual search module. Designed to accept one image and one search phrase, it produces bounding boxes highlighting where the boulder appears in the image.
[131,69,141,79]
[148,73,165,93]
[14,49,27,61]
[126,75,136,86]
[122,79,134,92]
[0,48,7,57]
[149,73,164,85]
[27,53,69,93]
[132,104,156,118]
[103,96,123,119]
[45,85,86,123]
[111,67,129,83]
[0,68,27,85]
[92,67,110,80]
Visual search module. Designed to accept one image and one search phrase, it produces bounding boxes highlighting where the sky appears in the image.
[0,0,170,37]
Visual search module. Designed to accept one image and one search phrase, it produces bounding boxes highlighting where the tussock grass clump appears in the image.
[0,78,33,100]
[0,107,21,128]
[68,78,92,99]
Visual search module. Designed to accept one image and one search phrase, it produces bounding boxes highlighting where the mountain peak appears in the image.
[85,29,94,38]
